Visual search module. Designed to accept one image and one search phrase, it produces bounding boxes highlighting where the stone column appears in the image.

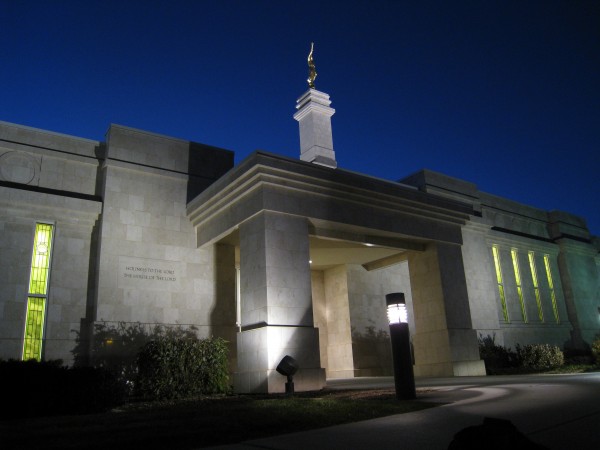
[235,211,325,393]
[293,89,337,168]
[555,239,600,349]
[548,211,600,348]
[408,243,486,377]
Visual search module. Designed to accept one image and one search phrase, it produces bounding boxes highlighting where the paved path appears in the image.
[212,372,600,449]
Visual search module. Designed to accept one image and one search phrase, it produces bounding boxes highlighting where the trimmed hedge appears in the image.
[72,322,200,393]
[135,336,229,400]
[591,335,600,364]
[515,343,564,370]
[73,322,230,402]
[0,359,127,418]
[478,335,565,373]
[478,334,518,372]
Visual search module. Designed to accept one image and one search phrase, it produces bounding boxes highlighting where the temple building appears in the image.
[1,82,599,393]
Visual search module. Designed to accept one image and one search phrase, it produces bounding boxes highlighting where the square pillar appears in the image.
[235,211,325,393]
[408,243,486,377]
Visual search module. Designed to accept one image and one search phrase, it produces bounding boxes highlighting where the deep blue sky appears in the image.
[1,1,599,235]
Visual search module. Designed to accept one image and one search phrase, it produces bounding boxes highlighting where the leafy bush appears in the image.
[135,336,229,400]
[0,359,126,418]
[72,321,198,391]
[515,343,564,370]
[478,334,518,373]
[592,335,600,364]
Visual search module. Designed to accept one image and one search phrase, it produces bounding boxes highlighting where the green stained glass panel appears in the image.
[22,297,46,361]
[29,223,53,295]
[22,223,53,361]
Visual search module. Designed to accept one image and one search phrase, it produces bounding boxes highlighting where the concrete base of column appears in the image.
[234,325,326,393]
[414,359,486,377]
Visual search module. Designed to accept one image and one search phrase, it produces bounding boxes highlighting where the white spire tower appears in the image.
[293,43,337,168]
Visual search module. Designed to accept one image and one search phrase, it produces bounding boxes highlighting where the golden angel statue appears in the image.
[307,42,317,89]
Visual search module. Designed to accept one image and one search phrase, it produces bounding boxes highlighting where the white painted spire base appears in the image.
[293,89,337,168]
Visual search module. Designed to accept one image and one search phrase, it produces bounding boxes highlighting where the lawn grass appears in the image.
[0,389,434,450]
[546,363,600,374]
[486,363,600,375]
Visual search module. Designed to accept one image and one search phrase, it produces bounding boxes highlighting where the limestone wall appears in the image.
[346,263,410,376]
[463,220,572,350]
[0,121,100,195]
[94,125,234,341]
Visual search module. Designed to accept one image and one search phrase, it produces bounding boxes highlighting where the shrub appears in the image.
[0,359,126,418]
[478,334,517,373]
[592,335,600,364]
[135,336,229,400]
[72,321,198,392]
[515,343,564,370]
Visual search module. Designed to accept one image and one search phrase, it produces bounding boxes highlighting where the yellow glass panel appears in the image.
[22,223,54,361]
[544,255,560,323]
[22,297,46,361]
[492,246,503,284]
[29,223,53,295]
[492,246,509,322]
[544,255,555,289]
[528,252,539,288]
[511,249,527,322]
[528,252,544,322]
[498,284,509,322]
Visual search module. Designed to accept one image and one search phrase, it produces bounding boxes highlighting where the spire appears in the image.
[294,43,337,169]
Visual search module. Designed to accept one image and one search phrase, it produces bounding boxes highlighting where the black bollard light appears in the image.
[276,355,299,395]
[386,292,416,400]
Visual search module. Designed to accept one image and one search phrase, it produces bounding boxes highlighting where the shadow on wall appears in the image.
[351,326,393,376]
[186,142,234,203]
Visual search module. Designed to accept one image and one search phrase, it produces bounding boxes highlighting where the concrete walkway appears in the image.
[212,372,600,450]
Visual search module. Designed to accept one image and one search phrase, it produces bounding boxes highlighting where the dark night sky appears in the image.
[1,1,598,235]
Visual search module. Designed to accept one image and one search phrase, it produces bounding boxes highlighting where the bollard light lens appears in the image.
[387,302,408,324]
[386,292,407,324]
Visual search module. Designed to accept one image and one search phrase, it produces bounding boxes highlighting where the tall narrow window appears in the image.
[544,254,560,323]
[492,245,509,322]
[528,251,544,322]
[22,223,54,361]
[511,249,528,322]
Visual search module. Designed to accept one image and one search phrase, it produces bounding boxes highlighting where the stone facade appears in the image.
[1,100,599,393]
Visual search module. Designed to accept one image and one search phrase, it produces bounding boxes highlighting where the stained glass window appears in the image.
[492,245,509,322]
[22,223,54,361]
[544,254,560,324]
[511,249,528,323]
[528,252,544,322]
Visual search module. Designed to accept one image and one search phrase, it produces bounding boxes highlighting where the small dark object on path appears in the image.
[448,417,549,449]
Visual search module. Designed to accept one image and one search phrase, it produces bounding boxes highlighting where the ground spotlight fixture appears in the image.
[276,355,299,395]
[386,293,416,400]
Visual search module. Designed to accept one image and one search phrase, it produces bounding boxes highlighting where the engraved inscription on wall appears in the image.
[118,256,182,292]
